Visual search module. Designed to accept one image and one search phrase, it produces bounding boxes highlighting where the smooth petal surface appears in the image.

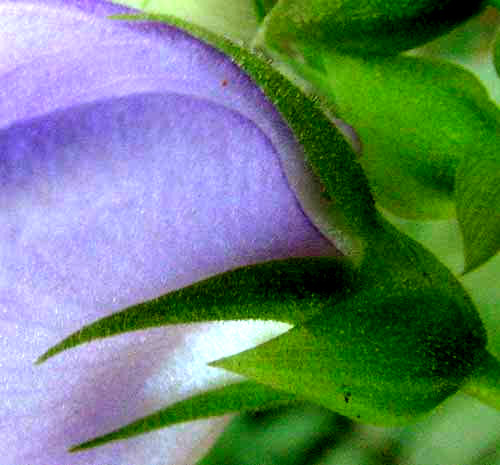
[0,1,336,464]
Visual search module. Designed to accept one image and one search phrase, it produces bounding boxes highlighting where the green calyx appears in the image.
[256,0,488,57]
[37,229,497,448]
[211,221,490,426]
[212,287,487,425]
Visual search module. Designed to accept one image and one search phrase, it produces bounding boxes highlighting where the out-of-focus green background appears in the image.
[199,8,500,465]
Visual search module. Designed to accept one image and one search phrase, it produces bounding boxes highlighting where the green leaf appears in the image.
[111,12,380,257]
[283,53,500,220]
[456,151,500,273]
[255,0,487,57]
[70,381,299,451]
[36,257,357,363]
[198,402,348,465]
[211,287,488,426]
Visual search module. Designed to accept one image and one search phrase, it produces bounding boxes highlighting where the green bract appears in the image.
[256,0,488,56]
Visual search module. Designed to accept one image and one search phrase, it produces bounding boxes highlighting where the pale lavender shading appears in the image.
[0,1,337,464]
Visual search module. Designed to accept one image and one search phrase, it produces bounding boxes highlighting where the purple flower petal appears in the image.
[1,1,337,463]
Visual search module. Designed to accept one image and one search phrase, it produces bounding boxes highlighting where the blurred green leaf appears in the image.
[378,212,465,273]
[36,257,356,363]
[256,0,487,57]
[319,423,402,465]
[211,287,486,426]
[397,392,500,465]
[303,53,500,220]
[456,150,500,273]
[199,403,353,465]
[71,381,298,451]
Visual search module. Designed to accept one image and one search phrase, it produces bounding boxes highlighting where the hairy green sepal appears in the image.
[71,381,299,451]
[37,258,356,363]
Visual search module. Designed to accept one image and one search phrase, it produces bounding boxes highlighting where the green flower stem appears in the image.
[462,350,500,411]
[490,0,500,9]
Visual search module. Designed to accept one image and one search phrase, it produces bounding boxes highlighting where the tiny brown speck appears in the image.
[221,79,228,87]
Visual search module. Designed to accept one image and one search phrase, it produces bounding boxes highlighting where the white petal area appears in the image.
[1,319,291,465]
[0,91,331,464]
